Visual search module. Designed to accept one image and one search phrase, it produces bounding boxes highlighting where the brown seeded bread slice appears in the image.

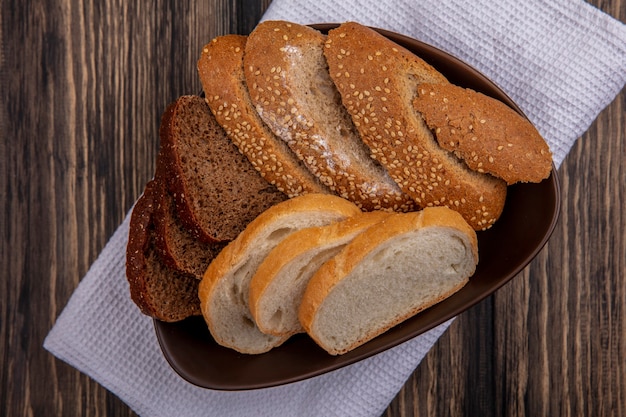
[299,206,478,355]
[248,210,392,337]
[159,95,287,243]
[325,22,507,230]
[126,180,201,322]
[152,175,227,279]
[151,151,227,279]
[413,83,553,184]
[198,193,362,354]
[243,20,416,213]
[198,35,330,198]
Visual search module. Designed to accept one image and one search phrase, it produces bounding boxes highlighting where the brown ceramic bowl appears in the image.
[154,24,560,390]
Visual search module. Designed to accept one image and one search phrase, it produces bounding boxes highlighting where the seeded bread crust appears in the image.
[413,83,552,184]
[299,206,478,355]
[325,22,507,230]
[126,180,201,322]
[243,21,416,213]
[198,35,330,197]
[159,95,287,243]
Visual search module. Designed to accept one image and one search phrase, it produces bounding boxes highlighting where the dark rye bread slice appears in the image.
[198,34,330,198]
[126,180,201,322]
[159,95,288,243]
[324,22,507,230]
[152,173,227,279]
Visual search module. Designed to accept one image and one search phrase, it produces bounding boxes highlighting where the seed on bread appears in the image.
[198,35,329,198]
[324,22,507,230]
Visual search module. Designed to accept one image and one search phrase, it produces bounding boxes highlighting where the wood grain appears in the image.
[1,0,624,416]
[1,1,271,416]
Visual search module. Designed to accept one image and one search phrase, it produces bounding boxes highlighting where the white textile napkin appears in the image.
[45,0,625,416]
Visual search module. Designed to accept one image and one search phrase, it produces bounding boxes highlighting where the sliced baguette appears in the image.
[159,95,287,243]
[126,180,201,322]
[299,206,478,355]
[243,20,416,212]
[325,22,507,230]
[249,210,392,337]
[199,194,361,354]
[413,83,552,184]
[198,35,330,197]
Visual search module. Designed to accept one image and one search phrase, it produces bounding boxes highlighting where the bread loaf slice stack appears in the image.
[126,19,553,353]
[299,206,477,355]
[126,96,289,321]
[323,22,510,231]
[194,20,551,231]
[199,199,477,355]
[249,210,393,337]
[126,180,202,322]
[198,194,362,354]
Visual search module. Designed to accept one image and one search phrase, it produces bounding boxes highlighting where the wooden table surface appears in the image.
[2,0,624,415]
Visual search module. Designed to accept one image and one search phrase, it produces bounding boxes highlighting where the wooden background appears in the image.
[1,0,624,415]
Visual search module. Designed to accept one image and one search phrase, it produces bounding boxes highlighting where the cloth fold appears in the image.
[45,0,626,416]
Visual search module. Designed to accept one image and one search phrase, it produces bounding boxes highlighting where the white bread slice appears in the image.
[198,194,361,354]
[243,20,416,212]
[299,206,478,355]
[324,22,507,231]
[249,211,392,337]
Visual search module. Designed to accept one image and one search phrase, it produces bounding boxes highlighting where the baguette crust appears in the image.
[249,210,392,336]
[413,83,552,184]
[325,22,507,230]
[299,206,478,354]
[198,35,330,197]
[244,21,416,212]
[199,194,361,353]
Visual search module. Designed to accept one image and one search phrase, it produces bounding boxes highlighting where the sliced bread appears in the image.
[198,34,330,197]
[249,210,392,337]
[198,193,361,354]
[126,180,201,322]
[299,206,478,355]
[413,83,552,184]
[243,20,416,212]
[324,22,507,230]
[159,95,288,243]
[152,177,227,279]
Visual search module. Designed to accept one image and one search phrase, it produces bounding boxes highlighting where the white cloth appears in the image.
[44,0,626,416]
